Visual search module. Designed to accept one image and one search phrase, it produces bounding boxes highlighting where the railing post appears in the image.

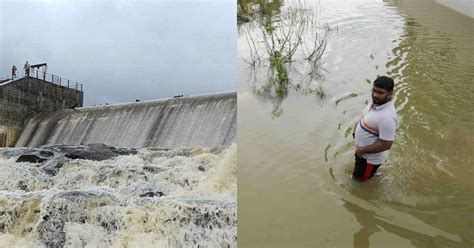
[59,77,61,86]
[36,70,38,78]
[68,80,70,88]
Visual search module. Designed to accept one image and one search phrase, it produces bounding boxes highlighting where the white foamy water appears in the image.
[0,144,236,247]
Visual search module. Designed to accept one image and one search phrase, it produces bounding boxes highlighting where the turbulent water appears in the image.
[0,144,236,247]
[238,0,473,247]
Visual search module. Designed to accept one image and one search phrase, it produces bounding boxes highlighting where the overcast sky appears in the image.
[0,0,236,106]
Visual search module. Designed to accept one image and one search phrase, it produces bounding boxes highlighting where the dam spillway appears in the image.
[15,92,236,148]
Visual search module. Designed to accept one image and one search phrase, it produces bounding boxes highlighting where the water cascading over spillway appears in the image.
[16,92,236,148]
[1,92,237,247]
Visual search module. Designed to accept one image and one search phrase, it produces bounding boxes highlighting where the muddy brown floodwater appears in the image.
[238,0,474,247]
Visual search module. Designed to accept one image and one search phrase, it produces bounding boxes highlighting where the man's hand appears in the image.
[355,147,364,157]
[355,139,393,156]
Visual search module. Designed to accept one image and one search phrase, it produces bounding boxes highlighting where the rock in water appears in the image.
[139,191,164,197]
[64,143,137,161]
[41,158,67,176]
[39,150,54,158]
[17,154,48,163]
[15,149,55,163]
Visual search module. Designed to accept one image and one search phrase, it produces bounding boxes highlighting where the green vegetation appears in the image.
[239,0,331,118]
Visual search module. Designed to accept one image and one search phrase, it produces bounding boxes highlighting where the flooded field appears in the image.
[238,0,473,247]
[0,144,236,247]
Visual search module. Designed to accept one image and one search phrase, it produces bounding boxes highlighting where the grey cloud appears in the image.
[0,0,236,105]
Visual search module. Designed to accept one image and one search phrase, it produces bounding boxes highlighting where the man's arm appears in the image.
[356,117,396,155]
[355,139,392,155]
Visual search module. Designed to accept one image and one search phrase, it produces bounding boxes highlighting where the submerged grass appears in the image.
[240,0,331,117]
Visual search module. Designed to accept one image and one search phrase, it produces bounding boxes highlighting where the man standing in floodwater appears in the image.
[352,76,397,182]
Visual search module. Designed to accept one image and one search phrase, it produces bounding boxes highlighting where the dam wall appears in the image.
[436,0,474,18]
[16,92,237,148]
[0,77,84,147]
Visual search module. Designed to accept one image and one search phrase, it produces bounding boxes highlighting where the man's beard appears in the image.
[372,97,391,105]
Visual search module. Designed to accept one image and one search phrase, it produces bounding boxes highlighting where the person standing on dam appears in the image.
[352,76,397,182]
[24,61,30,76]
[11,65,17,79]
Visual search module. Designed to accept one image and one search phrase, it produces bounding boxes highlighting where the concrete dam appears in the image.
[0,75,83,147]
[16,92,236,148]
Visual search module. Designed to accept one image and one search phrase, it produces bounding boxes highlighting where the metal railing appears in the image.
[25,68,83,92]
[3,69,83,92]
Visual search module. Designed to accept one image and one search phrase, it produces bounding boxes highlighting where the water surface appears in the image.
[0,145,236,247]
[238,0,474,247]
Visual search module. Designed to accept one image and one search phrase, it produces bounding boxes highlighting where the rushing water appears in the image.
[238,0,473,247]
[16,93,237,149]
[0,144,236,247]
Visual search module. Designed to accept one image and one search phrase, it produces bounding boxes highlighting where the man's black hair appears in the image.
[374,76,394,92]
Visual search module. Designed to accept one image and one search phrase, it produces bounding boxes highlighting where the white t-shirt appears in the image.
[354,100,397,164]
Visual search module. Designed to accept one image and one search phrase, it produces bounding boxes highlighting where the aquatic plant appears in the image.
[239,0,331,118]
